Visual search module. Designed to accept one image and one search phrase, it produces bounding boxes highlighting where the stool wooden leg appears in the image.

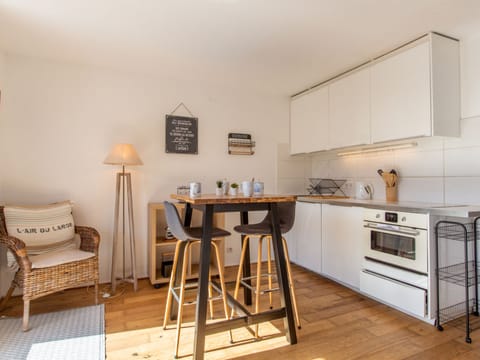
[163,240,182,329]
[231,235,250,313]
[282,236,301,330]
[266,235,273,309]
[174,242,191,359]
[212,241,230,320]
[208,282,214,319]
[255,235,263,338]
[230,235,250,342]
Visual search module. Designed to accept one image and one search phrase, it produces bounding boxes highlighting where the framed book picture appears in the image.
[165,115,198,154]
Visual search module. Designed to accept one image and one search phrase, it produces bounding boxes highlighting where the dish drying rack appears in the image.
[307,178,346,196]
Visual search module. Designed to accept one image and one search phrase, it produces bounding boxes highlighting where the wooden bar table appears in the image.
[170,193,298,360]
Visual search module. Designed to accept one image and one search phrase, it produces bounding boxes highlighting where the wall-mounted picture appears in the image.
[165,115,198,154]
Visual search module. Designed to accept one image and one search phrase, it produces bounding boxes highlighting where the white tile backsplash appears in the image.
[445,146,480,176]
[445,177,480,205]
[355,153,395,178]
[277,178,308,194]
[394,149,444,177]
[326,156,358,178]
[277,159,310,178]
[396,177,444,203]
[311,158,330,178]
[444,116,480,149]
[306,135,480,203]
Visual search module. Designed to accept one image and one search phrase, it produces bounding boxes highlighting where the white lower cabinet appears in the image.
[285,202,322,273]
[321,204,363,289]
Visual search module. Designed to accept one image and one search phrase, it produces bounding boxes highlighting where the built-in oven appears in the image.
[360,208,430,319]
[363,209,428,274]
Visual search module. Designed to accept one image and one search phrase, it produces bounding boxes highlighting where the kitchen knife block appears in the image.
[386,185,398,202]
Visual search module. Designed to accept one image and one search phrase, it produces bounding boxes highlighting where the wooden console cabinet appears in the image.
[148,202,225,287]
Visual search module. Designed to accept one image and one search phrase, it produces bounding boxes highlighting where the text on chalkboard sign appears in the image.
[165,115,198,154]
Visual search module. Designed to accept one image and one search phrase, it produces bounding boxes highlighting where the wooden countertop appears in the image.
[171,193,297,205]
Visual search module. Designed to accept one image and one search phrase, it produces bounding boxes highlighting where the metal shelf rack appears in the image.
[435,218,480,343]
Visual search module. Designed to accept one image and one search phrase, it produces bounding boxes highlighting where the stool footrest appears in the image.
[240,280,280,295]
[241,273,277,282]
[171,281,225,305]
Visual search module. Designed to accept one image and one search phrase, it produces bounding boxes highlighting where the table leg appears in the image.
[193,204,214,360]
[240,211,252,305]
[184,203,193,227]
[269,203,297,345]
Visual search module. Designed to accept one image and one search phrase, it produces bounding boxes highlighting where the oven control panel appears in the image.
[385,212,398,223]
[364,208,428,230]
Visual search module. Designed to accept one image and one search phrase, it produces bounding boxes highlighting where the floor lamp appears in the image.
[104,143,143,293]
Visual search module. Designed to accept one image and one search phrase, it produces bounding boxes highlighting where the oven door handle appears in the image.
[363,223,420,236]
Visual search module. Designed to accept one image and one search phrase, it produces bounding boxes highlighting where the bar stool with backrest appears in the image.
[231,201,301,338]
[162,201,230,359]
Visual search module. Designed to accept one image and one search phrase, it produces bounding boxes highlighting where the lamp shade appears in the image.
[103,143,143,166]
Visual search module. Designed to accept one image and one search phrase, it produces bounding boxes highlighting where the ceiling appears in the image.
[1,0,480,95]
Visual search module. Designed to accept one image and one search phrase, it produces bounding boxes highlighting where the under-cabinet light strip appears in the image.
[336,142,417,156]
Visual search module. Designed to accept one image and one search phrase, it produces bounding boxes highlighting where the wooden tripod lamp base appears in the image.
[103,143,143,294]
[111,171,138,293]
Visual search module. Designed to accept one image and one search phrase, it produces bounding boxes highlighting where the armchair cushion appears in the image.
[3,201,78,268]
[30,248,95,269]
[4,201,75,247]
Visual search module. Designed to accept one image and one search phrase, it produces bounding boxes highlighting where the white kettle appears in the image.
[356,182,373,200]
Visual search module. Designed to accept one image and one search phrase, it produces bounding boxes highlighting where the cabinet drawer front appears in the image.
[360,270,427,317]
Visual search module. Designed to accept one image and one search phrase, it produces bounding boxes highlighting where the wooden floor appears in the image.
[2,264,480,359]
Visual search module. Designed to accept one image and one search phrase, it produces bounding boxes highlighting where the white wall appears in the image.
[0,51,9,295]
[0,54,290,286]
[308,34,480,205]
[276,143,310,195]
[0,51,5,194]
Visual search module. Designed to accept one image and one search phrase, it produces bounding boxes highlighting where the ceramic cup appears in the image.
[242,181,253,197]
[189,182,201,197]
[222,181,229,195]
[253,181,264,196]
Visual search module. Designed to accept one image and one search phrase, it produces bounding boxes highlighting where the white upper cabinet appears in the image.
[371,33,460,143]
[290,85,329,154]
[371,40,431,142]
[329,67,370,148]
[290,33,459,154]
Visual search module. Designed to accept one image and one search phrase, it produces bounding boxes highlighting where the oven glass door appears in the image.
[370,230,415,260]
[364,222,428,274]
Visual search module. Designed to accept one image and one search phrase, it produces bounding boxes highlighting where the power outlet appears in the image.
[343,181,353,195]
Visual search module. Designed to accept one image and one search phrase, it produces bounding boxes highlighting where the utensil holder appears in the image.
[386,186,398,202]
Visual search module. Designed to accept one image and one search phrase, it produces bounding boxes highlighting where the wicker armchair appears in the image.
[0,206,100,331]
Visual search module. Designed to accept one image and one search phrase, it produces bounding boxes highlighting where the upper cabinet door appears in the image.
[290,85,329,154]
[329,67,370,149]
[371,41,431,143]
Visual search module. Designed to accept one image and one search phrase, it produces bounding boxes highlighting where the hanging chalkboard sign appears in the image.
[165,115,198,154]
